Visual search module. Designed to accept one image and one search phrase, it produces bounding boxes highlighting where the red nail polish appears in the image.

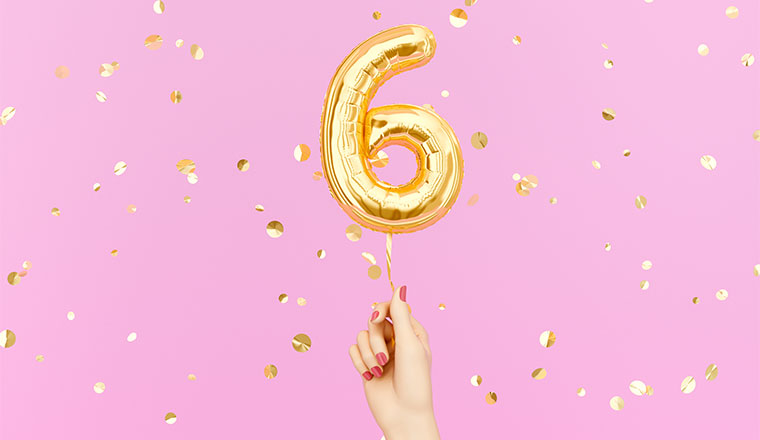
[399,285,407,302]
[376,352,388,366]
[362,371,373,381]
[371,310,379,321]
[371,366,383,378]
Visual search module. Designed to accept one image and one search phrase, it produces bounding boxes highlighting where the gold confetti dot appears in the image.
[110,249,118,257]
[531,368,547,380]
[265,364,278,379]
[368,265,382,279]
[294,144,311,162]
[485,391,497,404]
[362,252,377,265]
[623,149,631,157]
[0,330,16,348]
[467,194,479,206]
[187,374,196,381]
[646,385,654,396]
[266,221,284,238]
[175,159,195,175]
[51,207,61,217]
[715,289,728,301]
[521,175,539,189]
[22,261,31,270]
[187,173,198,184]
[1,106,16,125]
[725,6,739,18]
[184,196,191,203]
[438,303,446,310]
[610,396,624,410]
[705,363,718,381]
[640,280,650,290]
[170,90,182,104]
[539,331,556,348]
[93,382,106,394]
[697,44,709,56]
[681,376,696,394]
[54,65,70,79]
[114,161,127,176]
[292,333,311,352]
[175,39,184,48]
[144,34,163,50]
[592,160,601,169]
[512,35,521,45]
[602,108,616,121]
[164,412,177,425]
[278,293,288,303]
[471,375,482,386]
[700,155,716,170]
[98,62,120,78]
[577,387,586,397]
[741,53,755,66]
[312,171,324,180]
[549,197,558,205]
[602,43,609,49]
[18,270,27,278]
[190,44,204,60]
[153,0,165,14]
[635,195,647,209]
[127,332,137,342]
[516,182,530,196]
[67,311,75,321]
[644,0,653,3]
[92,183,102,192]
[692,297,700,304]
[369,150,389,168]
[346,224,362,241]
[126,204,137,214]
[511,173,521,181]
[317,249,327,259]
[471,132,488,150]
[642,260,652,270]
[449,8,468,28]
[7,272,20,286]
[35,354,44,362]
[372,11,381,20]
[297,297,307,306]
[629,380,647,396]
[255,204,264,212]
[754,130,760,142]
[604,242,611,252]
[465,0,478,5]
[603,59,613,69]
[754,264,760,276]
[237,159,250,172]
[441,90,450,98]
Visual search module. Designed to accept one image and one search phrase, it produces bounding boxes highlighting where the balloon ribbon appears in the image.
[386,233,395,292]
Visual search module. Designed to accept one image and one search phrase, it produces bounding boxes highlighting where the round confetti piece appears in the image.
[635,195,647,209]
[577,387,586,397]
[292,333,312,353]
[153,0,165,14]
[264,364,278,379]
[36,354,44,362]
[642,260,653,270]
[681,376,696,394]
[609,396,624,410]
[592,160,601,169]
[640,280,650,290]
[93,182,101,191]
[438,303,446,310]
[170,90,182,104]
[692,297,700,304]
[110,249,118,257]
[700,155,717,170]
[715,289,728,301]
[362,252,377,265]
[184,196,191,203]
[725,6,739,18]
[266,221,284,238]
[531,368,547,380]
[539,331,556,348]
[465,0,478,5]
[175,39,184,47]
[297,297,307,306]
[187,374,197,381]
[623,149,631,157]
[7,272,20,286]
[51,207,61,217]
[237,159,250,172]
[190,44,204,60]
[697,44,709,56]
[603,59,613,69]
[602,108,616,121]
[127,332,137,342]
[54,65,70,79]
[0,329,16,348]
[467,194,479,206]
[741,53,754,67]
[312,171,324,180]
[471,375,482,386]
[485,391,497,404]
[294,144,311,162]
[93,382,106,394]
[549,197,558,205]
[629,380,647,396]
[470,132,487,149]
[67,311,75,321]
[368,265,382,280]
[754,264,760,276]
[127,204,137,214]
[604,242,611,252]
[164,412,177,425]
[278,293,288,303]
[441,90,449,98]
[187,173,198,184]
[114,161,127,176]
[372,11,381,20]
[144,34,163,50]
[255,204,265,212]
[449,9,468,28]
[512,35,521,45]
[1,106,16,125]
[345,224,362,241]
[705,363,718,381]
[176,159,195,175]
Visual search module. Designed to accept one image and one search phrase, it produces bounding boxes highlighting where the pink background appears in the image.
[1,0,759,438]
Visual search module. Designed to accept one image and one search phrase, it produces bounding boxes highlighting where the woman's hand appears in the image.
[348,286,440,440]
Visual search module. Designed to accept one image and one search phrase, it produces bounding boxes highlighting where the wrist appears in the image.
[384,412,439,440]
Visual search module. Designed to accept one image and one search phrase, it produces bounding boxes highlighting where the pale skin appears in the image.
[348,285,440,440]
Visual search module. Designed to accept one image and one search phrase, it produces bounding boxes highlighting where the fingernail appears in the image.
[376,352,388,366]
[370,310,379,321]
[399,285,407,302]
[371,366,383,378]
[362,371,373,381]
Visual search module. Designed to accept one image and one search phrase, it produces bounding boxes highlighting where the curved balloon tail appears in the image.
[386,233,394,292]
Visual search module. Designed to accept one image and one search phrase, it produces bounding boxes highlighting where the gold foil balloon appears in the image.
[320,25,464,234]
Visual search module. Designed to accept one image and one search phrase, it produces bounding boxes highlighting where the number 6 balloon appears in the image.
[320,25,464,234]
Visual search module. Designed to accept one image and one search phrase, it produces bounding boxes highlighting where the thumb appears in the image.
[389,285,414,341]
